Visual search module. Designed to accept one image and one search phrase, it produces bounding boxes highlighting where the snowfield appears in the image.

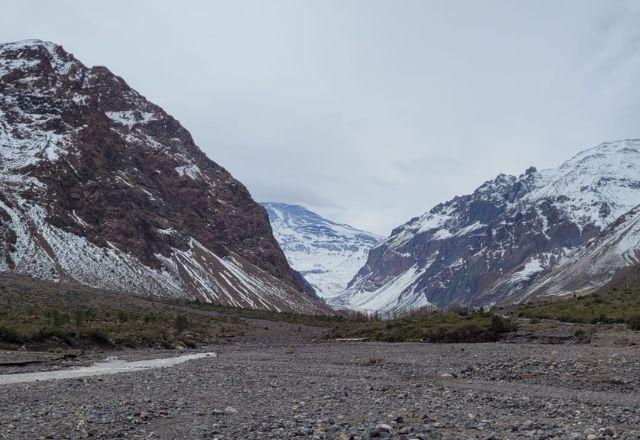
[262,202,381,299]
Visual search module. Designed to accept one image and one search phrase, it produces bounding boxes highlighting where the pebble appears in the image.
[1,330,639,438]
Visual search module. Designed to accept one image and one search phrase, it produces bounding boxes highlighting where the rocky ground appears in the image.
[1,318,639,439]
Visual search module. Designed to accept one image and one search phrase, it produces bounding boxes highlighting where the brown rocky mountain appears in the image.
[0,39,328,314]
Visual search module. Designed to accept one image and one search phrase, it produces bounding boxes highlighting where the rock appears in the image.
[599,427,615,437]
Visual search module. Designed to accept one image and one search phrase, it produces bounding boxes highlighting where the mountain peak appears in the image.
[560,139,640,168]
[262,202,381,298]
[0,39,79,77]
[261,202,317,217]
[1,39,56,51]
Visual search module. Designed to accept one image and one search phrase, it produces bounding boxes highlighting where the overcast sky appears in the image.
[2,1,640,235]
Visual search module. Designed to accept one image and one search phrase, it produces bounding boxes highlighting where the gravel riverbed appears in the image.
[1,323,640,439]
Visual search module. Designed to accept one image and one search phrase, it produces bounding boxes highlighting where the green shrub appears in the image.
[628,315,640,331]
[46,309,70,327]
[0,326,24,344]
[174,314,190,332]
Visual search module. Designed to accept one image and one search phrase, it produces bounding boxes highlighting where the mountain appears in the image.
[0,39,329,314]
[515,203,640,303]
[336,139,640,313]
[261,202,381,298]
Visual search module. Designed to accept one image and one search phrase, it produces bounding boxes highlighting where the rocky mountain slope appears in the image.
[261,202,381,298]
[515,203,640,303]
[335,139,640,313]
[0,39,328,314]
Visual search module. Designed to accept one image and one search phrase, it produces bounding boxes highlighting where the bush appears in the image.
[628,315,640,331]
[46,309,70,327]
[174,314,190,332]
[86,329,113,346]
[573,328,592,344]
[73,308,96,329]
[489,315,512,334]
[0,326,24,344]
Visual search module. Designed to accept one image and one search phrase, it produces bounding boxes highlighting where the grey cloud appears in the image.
[2,0,640,235]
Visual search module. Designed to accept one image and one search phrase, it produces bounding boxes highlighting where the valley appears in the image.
[1,275,640,438]
[2,33,640,440]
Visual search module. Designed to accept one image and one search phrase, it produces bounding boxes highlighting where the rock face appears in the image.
[0,39,328,314]
[337,140,640,313]
[515,203,640,303]
[261,202,381,298]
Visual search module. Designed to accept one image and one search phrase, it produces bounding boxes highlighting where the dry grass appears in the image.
[366,355,385,365]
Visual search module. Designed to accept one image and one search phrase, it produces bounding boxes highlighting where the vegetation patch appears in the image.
[180,299,362,326]
[514,287,640,330]
[0,275,248,351]
[327,310,517,343]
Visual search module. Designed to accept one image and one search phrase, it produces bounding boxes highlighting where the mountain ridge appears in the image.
[336,139,640,313]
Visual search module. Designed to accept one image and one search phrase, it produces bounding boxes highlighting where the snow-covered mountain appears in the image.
[336,139,640,313]
[0,39,329,314]
[261,202,381,298]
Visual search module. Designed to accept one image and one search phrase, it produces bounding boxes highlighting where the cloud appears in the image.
[2,1,640,235]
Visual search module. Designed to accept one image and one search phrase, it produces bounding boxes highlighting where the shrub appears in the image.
[144,313,156,323]
[72,308,96,329]
[0,326,24,344]
[628,315,640,331]
[489,315,513,334]
[47,309,70,327]
[573,328,592,344]
[86,329,113,347]
[174,314,190,332]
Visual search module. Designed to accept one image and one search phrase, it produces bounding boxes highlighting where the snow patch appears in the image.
[105,110,157,127]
